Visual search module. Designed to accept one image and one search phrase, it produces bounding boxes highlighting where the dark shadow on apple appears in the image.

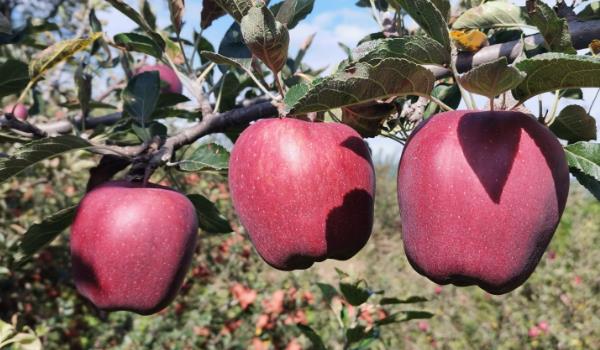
[325,189,374,260]
[71,253,100,296]
[458,113,521,203]
[340,136,373,163]
[522,124,570,214]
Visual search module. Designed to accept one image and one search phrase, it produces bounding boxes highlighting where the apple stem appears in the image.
[426,95,454,112]
[544,90,561,125]
[588,88,600,115]
[489,97,495,111]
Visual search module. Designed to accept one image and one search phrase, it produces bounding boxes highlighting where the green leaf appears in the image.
[179,143,230,172]
[241,4,290,73]
[217,22,252,73]
[0,135,91,184]
[0,60,29,99]
[141,0,157,30]
[351,36,450,66]
[570,168,600,201]
[216,71,241,112]
[559,88,583,99]
[452,1,530,29]
[89,9,103,32]
[402,310,434,321]
[201,0,227,29]
[187,194,233,233]
[423,82,461,118]
[290,58,435,114]
[528,1,576,54]
[105,0,165,48]
[272,0,315,29]
[157,93,190,108]
[431,0,451,20]
[339,282,371,306]
[316,282,339,304]
[380,296,428,305]
[578,2,600,20]
[512,53,600,102]
[213,0,253,22]
[297,324,326,350]
[356,0,389,11]
[284,83,309,111]
[122,71,161,125]
[29,33,102,81]
[346,325,368,344]
[342,102,395,137]
[458,57,526,99]
[564,142,600,182]
[550,105,597,143]
[389,0,450,50]
[113,32,163,58]
[201,51,253,71]
[194,32,215,64]
[16,206,77,262]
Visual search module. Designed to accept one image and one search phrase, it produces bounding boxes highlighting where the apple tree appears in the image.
[1,0,600,348]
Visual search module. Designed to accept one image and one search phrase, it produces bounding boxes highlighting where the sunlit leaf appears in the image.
[0,136,91,184]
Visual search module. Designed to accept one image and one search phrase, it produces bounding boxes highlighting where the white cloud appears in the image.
[289,8,379,72]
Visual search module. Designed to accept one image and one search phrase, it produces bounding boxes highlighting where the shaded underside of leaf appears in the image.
[550,105,597,143]
[512,53,600,101]
[390,0,450,49]
[352,36,450,66]
[290,58,435,114]
[458,57,526,99]
[452,1,530,29]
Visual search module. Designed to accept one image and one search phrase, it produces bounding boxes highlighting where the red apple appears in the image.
[3,103,29,121]
[70,180,198,315]
[136,64,183,94]
[397,110,569,294]
[229,118,375,270]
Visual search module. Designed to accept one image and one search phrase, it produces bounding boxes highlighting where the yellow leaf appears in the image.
[29,32,103,81]
[590,39,600,56]
[450,29,489,52]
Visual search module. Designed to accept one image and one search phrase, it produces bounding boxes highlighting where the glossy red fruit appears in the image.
[229,118,375,270]
[3,103,29,121]
[71,181,198,315]
[397,110,569,294]
[136,64,183,94]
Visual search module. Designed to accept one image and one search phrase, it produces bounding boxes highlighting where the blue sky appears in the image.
[98,1,598,160]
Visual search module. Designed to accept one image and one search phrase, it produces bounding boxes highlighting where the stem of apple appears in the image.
[423,95,454,112]
[544,90,561,126]
[588,88,600,115]
[489,97,495,111]
[450,45,476,110]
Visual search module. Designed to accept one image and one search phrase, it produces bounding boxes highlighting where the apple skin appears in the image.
[397,110,569,294]
[136,64,183,94]
[3,103,29,121]
[70,181,198,315]
[229,118,375,270]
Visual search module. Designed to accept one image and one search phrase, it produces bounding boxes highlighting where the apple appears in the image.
[397,110,569,294]
[3,103,29,121]
[70,180,198,315]
[135,64,183,94]
[229,118,375,270]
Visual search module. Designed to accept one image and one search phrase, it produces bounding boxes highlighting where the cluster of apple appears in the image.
[229,110,569,296]
[65,65,569,315]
